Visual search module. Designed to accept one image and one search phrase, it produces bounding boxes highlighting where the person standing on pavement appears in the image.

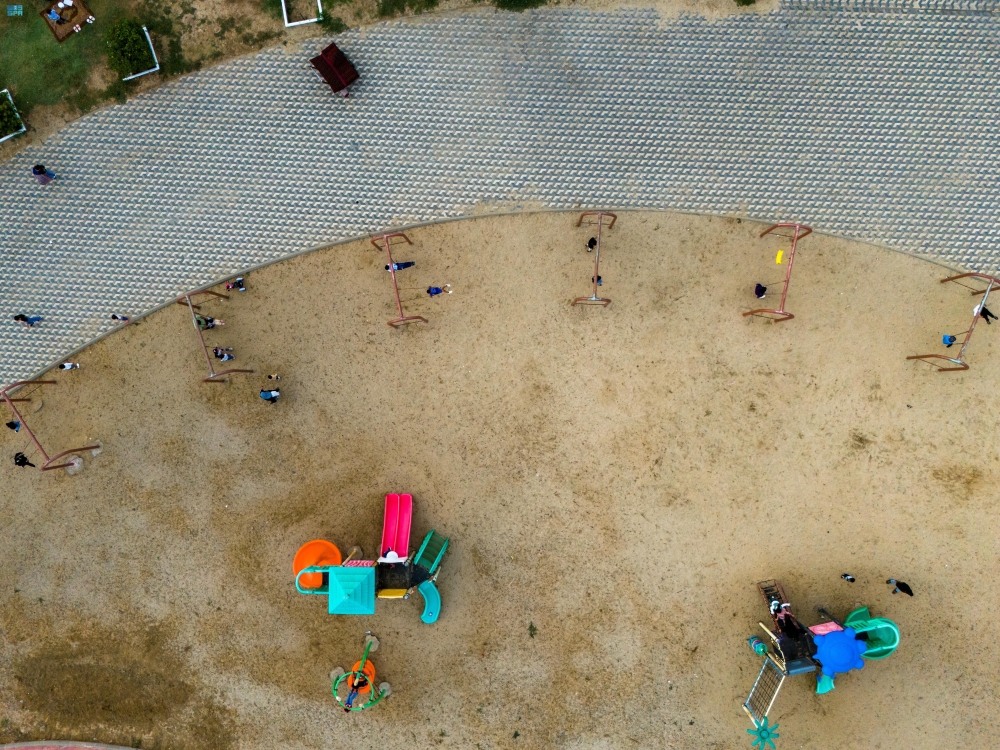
[32,165,56,185]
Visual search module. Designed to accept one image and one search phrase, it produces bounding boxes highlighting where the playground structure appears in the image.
[294,493,450,623]
[743,223,813,322]
[907,272,1000,372]
[743,579,899,744]
[372,233,428,328]
[574,212,616,307]
[176,291,254,383]
[0,380,101,472]
[330,632,391,712]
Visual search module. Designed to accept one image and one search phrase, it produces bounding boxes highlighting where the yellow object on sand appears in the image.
[775,250,784,264]
[377,588,407,599]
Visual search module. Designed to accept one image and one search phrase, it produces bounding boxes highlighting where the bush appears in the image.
[734,0,756,5]
[0,92,24,139]
[318,12,347,33]
[105,19,156,77]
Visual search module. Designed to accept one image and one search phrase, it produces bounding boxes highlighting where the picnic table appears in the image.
[40,0,94,42]
[310,42,359,97]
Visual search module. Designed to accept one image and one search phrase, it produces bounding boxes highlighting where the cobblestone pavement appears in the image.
[3,5,1000,384]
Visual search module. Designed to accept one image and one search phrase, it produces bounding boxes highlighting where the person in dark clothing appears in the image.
[841,573,855,583]
[31,164,55,184]
[385,262,415,272]
[755,283,767,299]
[213,347,234,361]
[5,421,20,433]
[14,452,35,468]
[260,389,280,404]
[226,277,246,292]
[592,276,603,286]
[979,305,998,324]
[942,334,957,347]
[587,237,597,252]
[887,579,913,596]
[427,285,452,297]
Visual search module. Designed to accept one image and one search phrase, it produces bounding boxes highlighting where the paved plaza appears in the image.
[3,4,1000,384]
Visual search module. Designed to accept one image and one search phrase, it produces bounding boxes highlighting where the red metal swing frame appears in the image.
[907,272,1000,372]
[1,380,101,471]
[743,223,813,322]
[371,232,427,328]
[176,291,254,383]
[573,211,617,307]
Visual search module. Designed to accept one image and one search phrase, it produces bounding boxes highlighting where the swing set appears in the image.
[372,232,428,328]
[176,291,254,383]
[743,223,813,323]
[1,380,101,472]
[907,272,1000,372]
[574,212,617,307]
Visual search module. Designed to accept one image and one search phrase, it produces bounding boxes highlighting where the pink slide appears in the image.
[378,493,413,563]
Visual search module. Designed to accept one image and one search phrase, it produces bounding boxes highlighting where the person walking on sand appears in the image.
[226,277,246,292]
[5,421,20,433]
[13,452,35,468]
[942,334,957,348]
[13,314,43,327]
[58,362,80,370]
[31,164,55,185]
[587,237,597,252]
[260,388,280,404]
[886,579,913,596]
[385,262,415,272]
[755,283,767,299]
[427,285,452,297]
[841,573,855,583]
[592,275,603,286]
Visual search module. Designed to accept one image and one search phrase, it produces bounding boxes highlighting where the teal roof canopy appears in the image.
[327,566,376,615]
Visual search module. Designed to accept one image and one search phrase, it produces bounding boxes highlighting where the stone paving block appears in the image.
[3,6,1000,385]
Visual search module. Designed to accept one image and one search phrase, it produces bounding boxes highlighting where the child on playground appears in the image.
[385,262,415,272]
[427,285,452,297]
[213,347,235,361]
[226,277,246,292]
[195,314,224,330]
[259,388,280,404]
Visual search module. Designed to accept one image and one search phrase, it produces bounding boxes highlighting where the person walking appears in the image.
[259,388,280,404]
[427,285,452,297]
[755,283,767,299]
[58,362,80,370]
[942,334,957,348]
[110,314,130,323]
[385,262,415,272]
[13,452,35,468]
[31,164,55,185]
[587,237,597,252]
[13,314,43,327]
[886,579,913,596]
[592,275,603,286]
[226,277,246,292]
[213,347,235,362]
[5,421,20,433]
[841,574,855,583]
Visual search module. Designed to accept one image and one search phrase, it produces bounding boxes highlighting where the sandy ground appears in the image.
[1,211,999,750]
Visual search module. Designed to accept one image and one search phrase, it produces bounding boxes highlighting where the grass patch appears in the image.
[734,0,756,5]
[318,12,347,33]
[106,18,156,77]
[0,0,130,115]
[261,0,284,21]
[0,92,25,139]
[492,0,547,10]
[377,0,438,18]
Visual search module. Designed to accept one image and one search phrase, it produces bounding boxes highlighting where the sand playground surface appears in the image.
[1,211,999,749]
